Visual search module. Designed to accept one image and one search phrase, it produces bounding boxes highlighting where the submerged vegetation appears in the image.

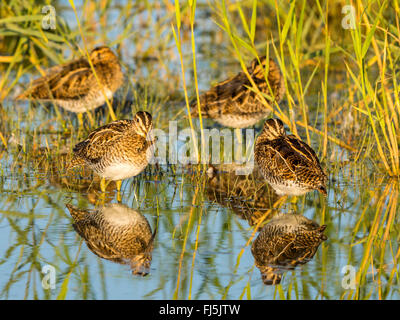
[0,0,399,300]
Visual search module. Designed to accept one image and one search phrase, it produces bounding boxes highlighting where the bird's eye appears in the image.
[136,118,140,123]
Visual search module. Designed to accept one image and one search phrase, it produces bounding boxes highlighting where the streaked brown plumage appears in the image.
[67,111,154,186]
[66,203,156,276]
[255,118,327,196]
[190,56,285,128]
[16,46,123,113]
[251,213,327,285]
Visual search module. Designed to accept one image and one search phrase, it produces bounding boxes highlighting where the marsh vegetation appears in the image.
[0,0,399,300]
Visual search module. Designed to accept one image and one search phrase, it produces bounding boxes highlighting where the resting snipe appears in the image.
[67,111,154,198]
[251,213,327,285]
[66,203,156,276]
[255,118,327,196]
[16,46,123,114]
[189,56,285,128]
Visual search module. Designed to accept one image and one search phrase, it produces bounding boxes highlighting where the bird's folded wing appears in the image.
[73,120,133,163]
[16,58,92,100]
[190,72,249,116]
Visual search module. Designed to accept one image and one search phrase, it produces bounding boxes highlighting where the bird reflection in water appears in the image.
[66,203,156,276]
[205,164,278,226]
[251,213,327,285]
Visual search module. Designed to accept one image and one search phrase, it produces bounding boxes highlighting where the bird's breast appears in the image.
[100,162,147,180]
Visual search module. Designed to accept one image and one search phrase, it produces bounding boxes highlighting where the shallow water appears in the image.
[1,1,399,301]
[0,143,399,300]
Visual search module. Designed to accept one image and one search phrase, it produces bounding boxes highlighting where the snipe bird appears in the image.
[66,203,156,276]
[189,56,285,128]
[255,118,327,196]
[251,213,327,285]
[67,111,154,198]
[16,46,123,115]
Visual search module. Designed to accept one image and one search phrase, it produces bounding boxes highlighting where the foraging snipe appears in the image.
[66,203,156,276]
[255,118,327,196]
[189,56,285,128]
[16,46,123,114]
[251,213,327,285]
[67,111,154,196]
